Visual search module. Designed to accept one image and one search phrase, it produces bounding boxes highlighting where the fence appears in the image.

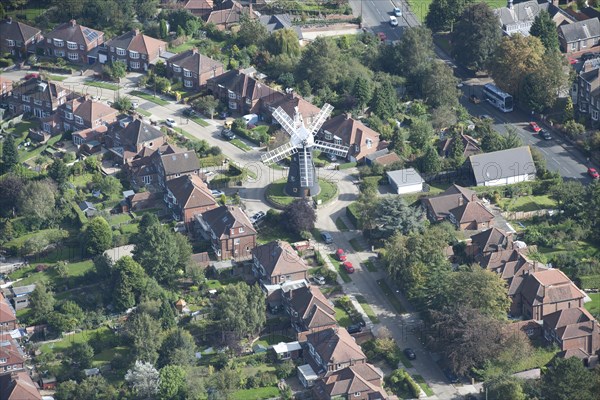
[501,209,557,220]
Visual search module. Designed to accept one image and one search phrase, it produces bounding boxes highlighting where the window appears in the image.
[53,39,64,47]
[142,175,151,184]
[129,51,140,59]
[228,90,236,99]
[116,47,126,56]
[68,52,78,61]
[66,112,73,120]
[110,46,114,52]
[593,109,599,121]
[234,238,240,245]
[75,115,84,125]
[7,40,14,47]
[34,99,42,106]
[173,64,181,72]
[47,38,51,43]
[79,44,84,50]
[23,105,31,112]
[354,392,361,397]
[354,144,359,152]
[184,69,192,78]
[246,98,252,105]
[67,41,77,50]
[366,138,373,149]
[184,80,193,88]
[239,227,244,233]
[43,123,51,132]
[130,61,140,69]
[22,95,30,102]
[228,101,237,110]
[582,40,587,48]
[334,137,342,145]
[54,49,65,57]
[142,54,146,60]
[571,42,577,51]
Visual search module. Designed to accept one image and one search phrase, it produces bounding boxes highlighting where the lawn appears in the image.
[254,334,294,348]
[314,179,338,205]
[168,39,204,53]
[230,138,252,152]
[413,374,434,396]
[265,179,294,208]
[536,241,600,262]
[405,0,506,22]
[135,108,152,117]
[355,295,380,324]
[19,134,62,162]
[499,195,557,212]
[130,90,170,106]
[480,341,559,378]
[107,213,133,226]
[189,115,209,127]
[335,217,349,231]
[47,74,67,81]
[84,80,119,91]
[13,259,94,287]
[348,238,364,252]
[231,386,280,400]
[585,293,600,316]
[334,306,353,327]
[6,120,36,141]
[92,346,129,367]
[257,223,301,245]
[7,7,46,21]
[40,326,112,354]
[362,260,378,272]
[376,279,406,314]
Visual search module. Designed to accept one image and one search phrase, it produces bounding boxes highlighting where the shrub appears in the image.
[562,120,585,139]
[275,360,295,379]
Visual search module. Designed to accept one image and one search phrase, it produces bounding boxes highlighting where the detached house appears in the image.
[106,117,166,163]
[264,91,320,126]
[559,18,600,56]
[0,17,42,58]
[317,113,381,162]
[105,29,167,72]
[44,20,104,64]
[468,146,536,187]
[439,133,481,159]
[282,285,337,334]
[312,364,390,400]
[167,48,224,90]
[252,240,309,285]
[7,78,74,120]
[196,205,257,260]
[466,227,514,260]
[421,184,494,231]
[184,0,215,18]
[543,307,600,364]
[301,327,367,377]
[207,69,282,115]
[165,174,217,227]
[0,371,42,400]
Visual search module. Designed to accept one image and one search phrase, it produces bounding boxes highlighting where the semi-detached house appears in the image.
[167,48,224,90]
[0,17,41,58]
[44,20,104,64]
[104,29,167,72]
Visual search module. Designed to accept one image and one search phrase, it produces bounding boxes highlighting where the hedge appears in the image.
[337,161,357,170]
[71,201,88,227]
[579,275,600,290]
[346,202,360,227]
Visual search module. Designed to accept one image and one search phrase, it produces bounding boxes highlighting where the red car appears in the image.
[342,261,355,274]
[377,32,387,42]
[23,73,39,80]
[336,249,347,261]
[529,122,541,132]
[588,167,599,179]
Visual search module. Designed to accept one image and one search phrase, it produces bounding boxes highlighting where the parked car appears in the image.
[582,52,600,61]
[539,129,552,140]
[221,129,235,140]
[347,324,362,334]
[444,369,460,384]
[389,16,398,26]
[529,121,541,132]
[24,73,39,80]
[336,249,347,261]
[393,7,402,17]
[403,348,416,360]
[377,32,387,42]
[219,111,230,119]
[342,261,355,273]
[183,108,197,117]
[165,118,177,127]
[250,211,266,224]
[479,114,493,121]
[321,232,333,244]
[211,189,225,197]
[326,153,337,162]
[588,167,599,179]
[313,276,326,285]
[469,94,480,104]
[130,101,139,110]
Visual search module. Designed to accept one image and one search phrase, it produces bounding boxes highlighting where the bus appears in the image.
[482,83,513,112]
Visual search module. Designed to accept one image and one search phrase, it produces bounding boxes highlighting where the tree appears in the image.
[159,19,168,39]
[2,134,18,172]
[419,144,442,174]
[48,159,69,184]
[530,10,560,52]
[52,300,85,332]
[112,96,132,111]
[66,342,94,369]
[282,199,316,236]
[19,180,57,227]
[352,76,373,110]
[55,376,118,400]
[237,14,268,47]
[126,312,163,364]
[268,28,301,57]
[194,95,219,119]
[551,180,587,220]
[481,130,505,152]
[214,282,266,338]
[371,79,397,119]
[485,376,527,400]
[159,365,187,400]
[488,34,545,98]
[93,174,123,198]
[113,256,147,311]
[521,50,571,112]
[185,18,201,37]
[541,357,599,400]
[296,37,343,91]
[371,197,425,240]
[422,62,460,108]
[158,328,196,367]
[135,0,158,22]
[431,105,457,131]
[54,260,69,278]
[111,60,127,82]
[29,282,55,324]
[85,217,113,256]
[93,254,113,279]
[452,2,501,70]
[396,26,435,93]
[426,0,472,32]
[125,360,160,399]
[408,118,434,149]
[565,97,574,120]
[0,175,24,217]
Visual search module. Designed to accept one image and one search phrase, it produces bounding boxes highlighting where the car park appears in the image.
[321,232,333,244]
[336,249,347,261]
[403,348,416,360]
[390,16,398,26]
[393,7,402,17]
[529,121,541,132]
[588,167,599,179]
[342,261,355,273]
[165,118,177,127]
[539,129,552,140]
[347,324,362,334]
[250,211,266,224]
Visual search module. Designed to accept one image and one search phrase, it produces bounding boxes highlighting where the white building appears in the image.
[468,146,536,187]
[386,168,425,194]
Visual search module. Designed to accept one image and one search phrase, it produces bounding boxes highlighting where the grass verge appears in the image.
[335,217,349,231]
[230,138,252,152]
[130,90,170,106]
[413,375,434,396]
[376,279,406,314]
[334,306,353,327]
[135,108,151,117]
[84,80,119,91]
[349,238,364,252]
[189,116,209,127]
[337,263,352,283]
[47,74,67,81]
[362,260,377,272]
[355,295,380,324]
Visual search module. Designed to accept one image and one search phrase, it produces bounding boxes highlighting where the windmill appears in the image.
[261,103,349,197]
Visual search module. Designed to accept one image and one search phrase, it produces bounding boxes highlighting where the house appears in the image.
[317,113,382,163]
[106,117,166,163]
[468,146,536,187]
[0,293,17,332]
[272,341,302,360]
[282,285,337,333]
[252,240,309,285]
[205,0,255,30]
[6,78,74,119]
[264,91,320,126]
[421,184,494,231]
[153,144,201,188]
[195,205,257,260]
[466,227,514,260]
[495,0,574,37]
[44,96,119,139]
[167,48,224,90]
[259,14,302,37]
[104,29,167,72]
[386,168,425,195]
[126,191,162,212]
[207,69,282,115]
[439,133,481,159]
[0,334,25,373]
[0,77,12,97]
[184,0,215,18]
[9,285,35,311]
[78,201,97,218]
[543,307,600,364]
[0,371,42,400]
[559,18,600,56]
[165,174,218,227]
[364,148,402,167]
[0,17,42,58]
[302,327,367,376]
[514,269,586,321]
[574,61,600,119]
[312,363,390,400]
[44,19,104,64]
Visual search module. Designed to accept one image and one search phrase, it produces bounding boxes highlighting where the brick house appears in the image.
[252,240,309,285]
[312,364,390,400]
[317,113,381,163]
[6,78,74,119]
[0,76,12,97]
[195,205,257,260]
[205,0,256,30]
[514,269,586,321]
[0,371,42,400]
[543,307,600,364]
[282,285,337,334]
[44,20,104,64]
[0,293,17,331]
[559,18,600,56]
[0,17,42,58]
[167,48,224,90]
[263,92,320,126]
[105,117,166,163]
[0,334,25,373]
[573,61,600,121]
[421,184,495,231]
[466,227,514,260]
[301,328,367,376]
[152,144,201,188]
[183,0,215,18]
[439,133,481,159]
[165,174,218,227]
[207,68,282,115]
[105,29,167,72]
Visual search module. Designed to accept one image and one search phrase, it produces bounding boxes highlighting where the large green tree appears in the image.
[159,365,187,400]
[135,0,158,22]
[19,180,57,228]
[237,13,268,47]
[158,328,196,367]
[422,61,460,108]
[2,134,18,172]
[426,0,473,32]
[48,159,69,185]
[296,37,343,91]
[452,2,501,70]
[267,28,301,57]
[125,312,163,364]
[55,376,118,400]
[125,360,160,399]
[371,79,397,119]
[408,118,434,149]
[371,197,425,240]
[353,76,373,110]
[396,26,435,94]
[521,50,571,112]
[530,10,560,52]
[29,282,55,324]
[113,256,147,311]
[214,282,266,338]
[541,357,600,400]
[85,217,113,256]
[484,376,527,400]
[0,175,24,217]
[419,144,443,174]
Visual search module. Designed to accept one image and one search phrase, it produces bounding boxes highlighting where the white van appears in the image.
[242,113,259,126]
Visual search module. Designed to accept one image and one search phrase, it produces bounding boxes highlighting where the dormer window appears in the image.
[334,137,342,145]
[75,115,84,125]
[354,392,361,397]
[184,69,192,78]
[239,227,244,233]
[53,39,64,47]
[130,51,139,59]
[22,95,30,102]
[66,112,73,120]
[173,64,181,73]
[67,41,77,50]
[116,48,126,56]
[0,357,6,364]
[324,130,333,140]
[366,138,373,149]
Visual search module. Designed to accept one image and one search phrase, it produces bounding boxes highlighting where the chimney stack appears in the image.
[458,196,464,207]
[70,19,76,27]
[134,28,140,36]
[6,17,12,24]
[192,47,198,55]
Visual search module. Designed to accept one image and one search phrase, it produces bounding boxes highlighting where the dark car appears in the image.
[221,129,235,140]
[219,111,230,119]
[444,369,460,384]
[321,232,333,244]
[403,348,416,360]
[347,324,362,334]
[582,52,600,61]
[183,108,197,117]
[539,129,552,140]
